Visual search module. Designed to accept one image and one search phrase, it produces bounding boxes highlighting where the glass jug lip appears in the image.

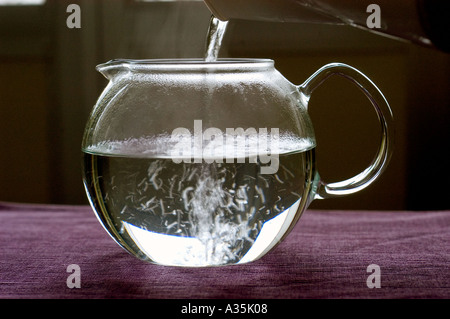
[96,58,275,74]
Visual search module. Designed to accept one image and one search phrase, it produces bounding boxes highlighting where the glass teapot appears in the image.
[82,59,393,267]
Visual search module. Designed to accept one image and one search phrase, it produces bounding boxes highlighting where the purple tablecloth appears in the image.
[0,201,449,299]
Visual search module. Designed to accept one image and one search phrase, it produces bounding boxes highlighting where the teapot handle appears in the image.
[299,63,394,199]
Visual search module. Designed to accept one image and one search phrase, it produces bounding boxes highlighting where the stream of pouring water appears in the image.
[204,16,229,61]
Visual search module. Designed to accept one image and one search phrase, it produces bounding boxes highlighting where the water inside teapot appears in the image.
[83,136,315,266]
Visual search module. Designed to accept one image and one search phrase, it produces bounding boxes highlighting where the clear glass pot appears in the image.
[82,59,393,267]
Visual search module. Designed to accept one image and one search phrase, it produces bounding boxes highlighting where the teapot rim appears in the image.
[96,58,275,74]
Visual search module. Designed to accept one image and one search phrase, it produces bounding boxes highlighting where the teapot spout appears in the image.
[96,59,129,81]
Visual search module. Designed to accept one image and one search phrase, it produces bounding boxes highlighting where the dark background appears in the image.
[1,0,449,210]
